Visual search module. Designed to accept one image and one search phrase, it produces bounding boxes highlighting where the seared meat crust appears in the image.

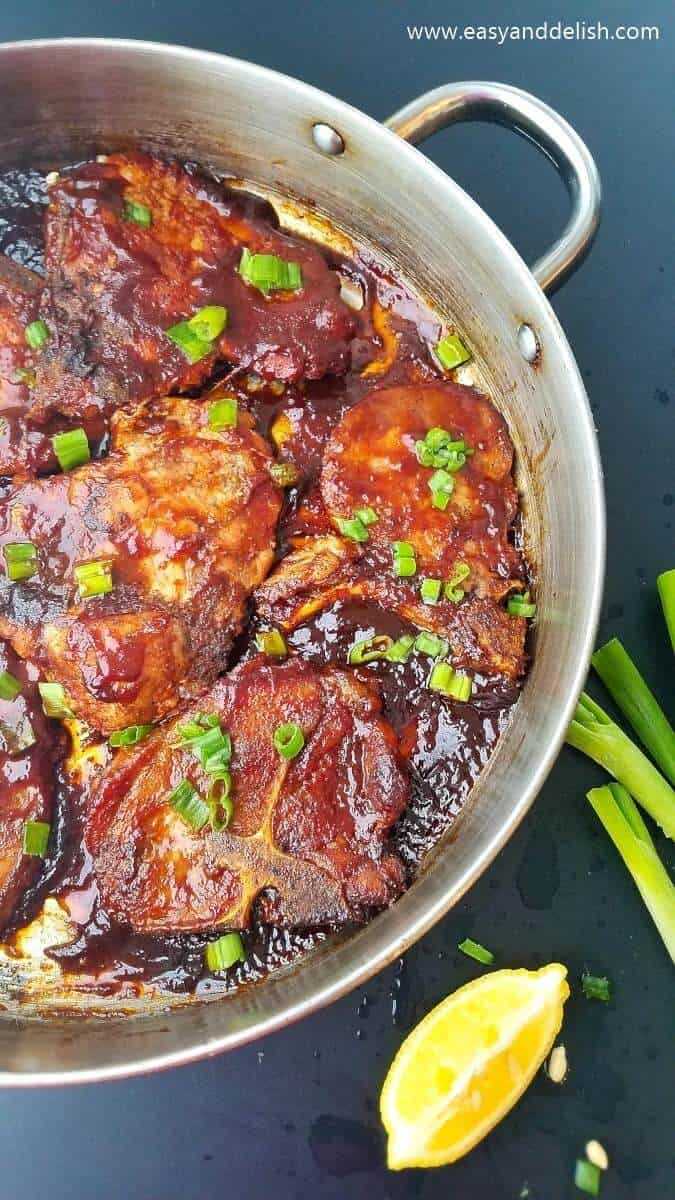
[86,656,408,933]
[30,153,355,429]
[0,397,281,733]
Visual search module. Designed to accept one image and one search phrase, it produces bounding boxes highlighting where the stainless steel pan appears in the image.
[0,40,604,1084]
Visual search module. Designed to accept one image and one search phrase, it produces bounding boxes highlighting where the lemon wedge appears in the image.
[380,963,569,1169]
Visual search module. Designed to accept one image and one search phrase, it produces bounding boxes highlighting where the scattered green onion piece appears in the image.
[415,440,435,467]
[428,467,454,510]
[587,783,675,963]
[24,319,49,350]
[657,568,675,652]
[507,590,537,618]
[425,427,451,452]
[0,671,21,701]
[269,462,299,487]
[52,427,91,472]
[38,681,74,719]
[336,514,369,543]
[391,541,417,578]
[566,693,675,839]
[187,305,228,342]
[580,971,611,1002]
[435,333,472,370]
[205,931,245,972]
[273,722,304,760]
[122,199,152,227]
[348,634,393,665]
[420,578,442,606]
[22,819,50,858]
[574,1159,601,1196]
[207,780,233,831]
[208,396,238,430]
[416,427,472,471]
[414,631,449,659]
[428,662,473,702]
[75,559,113,599]
[239,248,302,294]
[355,506,378,528]
[13,366,35,386]
[3,541,38,582]
[165,321,213,363]
[385,634,416,663]
[188,725,231,770]
[168,779,210,831]
[255,629,287,659]
[592,637,675,786]
[109,724,154,748]
[458,937,494,965]
[445,561,471,602]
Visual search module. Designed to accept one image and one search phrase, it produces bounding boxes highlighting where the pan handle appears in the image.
[384,81,601,296]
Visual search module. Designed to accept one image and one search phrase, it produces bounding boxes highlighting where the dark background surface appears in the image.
[0,2,672,1197]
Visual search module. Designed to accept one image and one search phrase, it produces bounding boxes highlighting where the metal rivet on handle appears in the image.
[312,123,345,156]
[517,323,539,363]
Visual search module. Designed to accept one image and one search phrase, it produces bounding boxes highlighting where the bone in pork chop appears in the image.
[255,382,528,679]
[28,153,355,432]
[0,396,282,734]
[86,656,408,933]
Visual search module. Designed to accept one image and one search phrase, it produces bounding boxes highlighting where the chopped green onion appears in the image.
[255,629,287,659]
[38,681,74,719]
[566,693,675,839]
[168,779,210,831]
[348,634,393,665]
[205,931,245,972]
[122,199,152,227]
[3,541,38,582]
[109,724,154,748]
[14,366,35,386]
[165,321,212,363]
[187,305,228,342]
[436,333,471,370]
[420,578,442,606]
[336,514,369,543]
[657,568,675,652]
[574,1159,601,1196]
[391,541,417,578]
[22,819,50,858]
[75,560,113,599]
[355,506,378,527]
[414,631,449,659]
[428,467,454,510]
[445,561,471,602]
[239,247,303,294]
[208,396,238,430]
[507,590,537,618]
[415,428,473,470]
[385,634,416,663]
[206,780,233,832]
[273,722,304,760]
[428,661,473,701]
[24,319,49,350]
[458,937,494,965]
[269,462,299,487]
[587,783,675,963]
[52,427,90,472]
[580,971,611,1002]
[592,637,675,786]
[0,671,21,701]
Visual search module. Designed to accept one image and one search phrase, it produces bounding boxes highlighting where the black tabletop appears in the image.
[0,2,673,1197]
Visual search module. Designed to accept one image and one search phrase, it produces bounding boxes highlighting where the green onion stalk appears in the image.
[657,569,675,653]
[592,638,675,786]
[566,693,675,840]
[587,783,675,963]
